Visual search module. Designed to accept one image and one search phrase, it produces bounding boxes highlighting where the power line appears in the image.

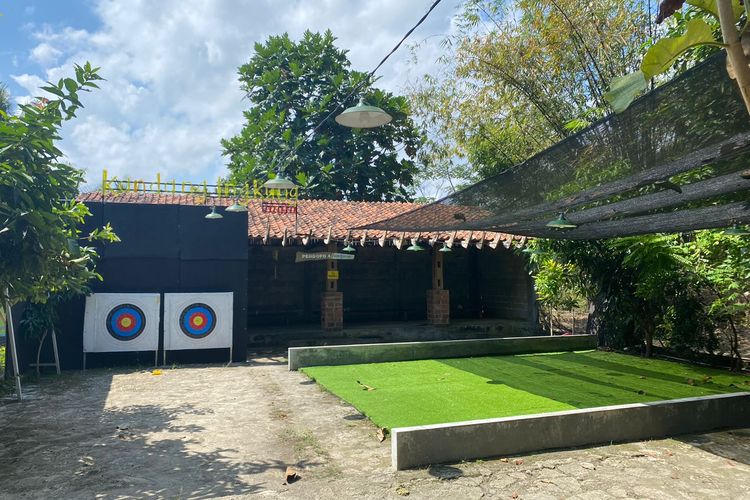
[272,0,445,174]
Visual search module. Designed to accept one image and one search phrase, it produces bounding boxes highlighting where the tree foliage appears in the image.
[222,30,423,201]
[0,63,118,306]
[408,0,652,194]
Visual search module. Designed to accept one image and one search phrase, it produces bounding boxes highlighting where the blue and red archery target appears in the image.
[179,303,216,339]
[106,303,146,341]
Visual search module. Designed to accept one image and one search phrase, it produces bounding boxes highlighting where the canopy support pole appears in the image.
[3,289,22,401]
[718,0,750,114]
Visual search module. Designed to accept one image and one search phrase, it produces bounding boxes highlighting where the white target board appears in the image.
[83,293,160,353]
[163,292,233,351]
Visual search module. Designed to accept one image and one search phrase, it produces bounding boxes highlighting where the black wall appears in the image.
[41,202,248,370]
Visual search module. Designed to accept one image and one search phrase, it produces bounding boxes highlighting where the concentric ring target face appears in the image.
[179,303,216,339]
[106,304,146,341]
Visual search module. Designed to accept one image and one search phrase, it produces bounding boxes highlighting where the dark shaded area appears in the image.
[14,202,249,372]
[678,429,750,466]
[246,244,536,344]
[361,53,750,238]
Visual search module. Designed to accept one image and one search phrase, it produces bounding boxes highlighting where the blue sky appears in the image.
[1,0,461,191]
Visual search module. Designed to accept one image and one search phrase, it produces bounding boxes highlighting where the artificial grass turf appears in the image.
[301,350,750,430]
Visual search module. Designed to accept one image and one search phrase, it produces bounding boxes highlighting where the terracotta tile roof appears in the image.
[77,192,523,248]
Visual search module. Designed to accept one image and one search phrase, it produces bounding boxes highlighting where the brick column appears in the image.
[321,291,343,331]
[427,289,450,325]
[427,245,450,325]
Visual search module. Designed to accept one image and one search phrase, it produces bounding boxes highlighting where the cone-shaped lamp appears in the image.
[342,242,356,253]
[438,241,452,252]
[335,97,392,128]
[205,205,223,219]
[262,175,297,190]
[225,198,248,213]
[546,212,576,229]
[406,239,425,251]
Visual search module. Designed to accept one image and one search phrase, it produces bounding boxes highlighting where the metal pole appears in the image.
[4,289,22,401]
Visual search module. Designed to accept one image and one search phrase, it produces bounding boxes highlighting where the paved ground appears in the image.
[0,355,748,499]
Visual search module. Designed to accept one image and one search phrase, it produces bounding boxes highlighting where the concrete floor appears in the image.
[0,354,748,499]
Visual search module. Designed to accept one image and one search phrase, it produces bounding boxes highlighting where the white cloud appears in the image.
[30,43,62,65]
[11,0,461,189]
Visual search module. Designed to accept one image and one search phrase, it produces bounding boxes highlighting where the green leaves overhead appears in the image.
[686,0,744,21]
[603,71,648,113]
[1,63,117,305]
[222,30,423,201]
[642,18,719,79]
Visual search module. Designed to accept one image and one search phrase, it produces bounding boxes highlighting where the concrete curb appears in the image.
[288,334,597,370]
[391,392,750,470]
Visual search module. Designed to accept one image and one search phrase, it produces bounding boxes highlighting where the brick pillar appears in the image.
[321,291,343,331]
[427,289,450,325]
[427,245,450,325]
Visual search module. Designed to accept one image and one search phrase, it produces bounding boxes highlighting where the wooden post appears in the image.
[432,245,444,290]
[718,0,750,114]
[4,289,22,400]
[326,243,338,292]
[427,245,450,325]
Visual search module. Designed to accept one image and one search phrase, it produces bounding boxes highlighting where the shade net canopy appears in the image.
[360,52,750,239]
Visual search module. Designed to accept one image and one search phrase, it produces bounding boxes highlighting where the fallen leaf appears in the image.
[396,485,410,496]
[515,459,524,466]
[500,458,509,463]
[356,380,376,391]
[376,428,387,442]
[284,466,300,484]
[686,378,695,386]
[511,493,519,499]
[152,369,162,376]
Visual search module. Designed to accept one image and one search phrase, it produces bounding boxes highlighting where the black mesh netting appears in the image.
[361,52,750,239]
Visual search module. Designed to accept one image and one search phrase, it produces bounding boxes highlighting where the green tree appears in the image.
[408,0,652,192]
[222,30,423,201]
[0,83,10,114]
[0,62,117,307]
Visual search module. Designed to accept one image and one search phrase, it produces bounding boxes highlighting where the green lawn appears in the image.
[302,350,750,429]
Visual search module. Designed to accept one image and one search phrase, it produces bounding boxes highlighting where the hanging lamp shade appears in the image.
[438,241,452,253]
[262,175,297,190]
[724,224,750,235]
[225,199,248,213]
[342,242,356,253]
[205,205,223,220]
[335,97,392,128]
[546,212,577,229]
[406,239,425,251]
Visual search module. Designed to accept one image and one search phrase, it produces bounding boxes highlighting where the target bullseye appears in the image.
[179,303,216,339]
[106,304,146,341]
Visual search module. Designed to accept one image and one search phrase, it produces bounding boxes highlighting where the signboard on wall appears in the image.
[83,293,160,353]
[163,292,233,351]
[295,252,355,263]
[327,270,340,280]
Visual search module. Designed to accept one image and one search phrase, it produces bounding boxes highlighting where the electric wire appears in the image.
[271,0,444,175]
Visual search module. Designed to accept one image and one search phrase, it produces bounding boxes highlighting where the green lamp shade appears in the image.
[546,212,577,229]
[724,224,750,235]
[342,242,356,253]
[335,98,392,128]
[225,200,248,213]
[438,242,452,252]
[205,206,223,219]
[406,240,425,251]
[262,176,297,190]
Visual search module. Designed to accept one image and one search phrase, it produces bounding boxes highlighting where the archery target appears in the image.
[164,292,233,351]
[83,293,160,353]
